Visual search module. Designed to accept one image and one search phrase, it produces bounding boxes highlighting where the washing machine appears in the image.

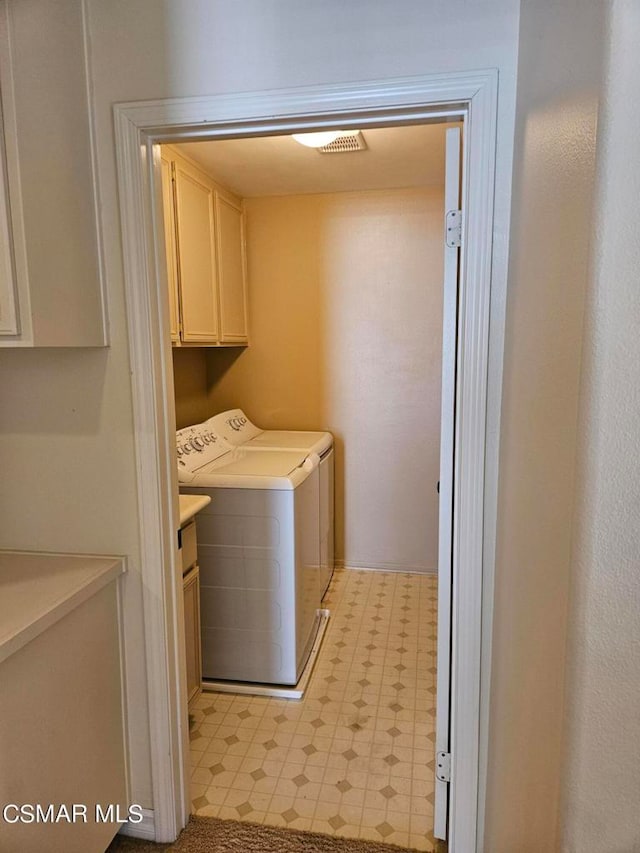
[176,422,321,686]
[207,409,335,597]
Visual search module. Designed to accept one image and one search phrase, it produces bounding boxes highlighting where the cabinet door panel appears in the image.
[216,194,248,343]
[183,565,202,706]
[160,155,180,343]
[174,164,218,343]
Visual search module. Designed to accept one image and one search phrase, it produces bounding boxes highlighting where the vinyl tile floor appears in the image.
[189,568,438,851]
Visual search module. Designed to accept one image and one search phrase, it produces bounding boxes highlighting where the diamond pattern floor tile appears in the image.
[189,568,438,851]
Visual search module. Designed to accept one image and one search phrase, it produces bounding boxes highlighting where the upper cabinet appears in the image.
[161,146,248,348]
[160,154,181,344]
[0,0,108,347]
[216,191,249,344]
[174,156,219,344]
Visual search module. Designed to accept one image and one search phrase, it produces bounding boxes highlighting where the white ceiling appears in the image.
[174,122,461,198]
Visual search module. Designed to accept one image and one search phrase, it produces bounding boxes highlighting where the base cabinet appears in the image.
[180,518,202,707]
[183,564,202,707]
[0,576,127,853]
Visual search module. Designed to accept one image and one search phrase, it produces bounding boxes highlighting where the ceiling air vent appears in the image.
[319,132,367,154]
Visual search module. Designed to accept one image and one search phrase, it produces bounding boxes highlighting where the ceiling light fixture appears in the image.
[291,131,343,148]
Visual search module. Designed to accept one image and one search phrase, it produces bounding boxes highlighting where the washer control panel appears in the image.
[176,422,231,478]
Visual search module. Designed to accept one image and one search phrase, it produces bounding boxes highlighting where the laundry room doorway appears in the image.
[164,119,457,849]
[114,70,500,853]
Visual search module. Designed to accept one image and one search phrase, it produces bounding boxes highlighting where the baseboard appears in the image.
[118,808,155,840]
[336,560,437,575]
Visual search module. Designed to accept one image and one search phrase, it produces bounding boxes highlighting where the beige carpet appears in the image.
[107,816,428,852]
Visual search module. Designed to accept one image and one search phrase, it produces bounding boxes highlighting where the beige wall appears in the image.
[173,347,209,430]
[484,0,604,850]
[559,3,640,851]
[0,0,519,820]
[193,188,444,572]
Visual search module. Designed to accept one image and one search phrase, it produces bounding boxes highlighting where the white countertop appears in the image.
[0,551,125,665]
[179,494,211,526]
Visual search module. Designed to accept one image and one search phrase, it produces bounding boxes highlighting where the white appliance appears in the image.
[176,422,321,686]
[207,409,335,597]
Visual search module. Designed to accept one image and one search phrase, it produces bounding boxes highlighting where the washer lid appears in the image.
[186,448,318,490]
[204,448,308,477]
[246,430,333,455]
[207,409,262,446]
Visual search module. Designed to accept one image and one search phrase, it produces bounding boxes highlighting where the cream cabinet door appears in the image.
[160,154,180,343]
[215,192,248,343]
[174,159,219,343]
[183,564,202,706]
[0,1,108,347]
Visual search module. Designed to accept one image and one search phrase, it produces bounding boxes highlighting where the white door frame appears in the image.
[113,69,499,852]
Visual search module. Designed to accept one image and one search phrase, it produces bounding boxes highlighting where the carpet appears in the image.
[106,816,429,852]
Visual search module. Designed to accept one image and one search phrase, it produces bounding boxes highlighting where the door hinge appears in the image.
[436,751,451,783]
[445,209,462,248]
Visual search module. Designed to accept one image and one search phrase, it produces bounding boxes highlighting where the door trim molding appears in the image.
[118,808,156,841]
[113,69,499,850]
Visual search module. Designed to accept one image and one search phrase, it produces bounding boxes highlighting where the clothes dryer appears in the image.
[176,422,321,686]
[207,409,335,597]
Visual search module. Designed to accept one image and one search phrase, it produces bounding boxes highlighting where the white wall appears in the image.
[0,0,519,822]
[483,1,604,850]
[559,3,640,850]
[203,188,444,573]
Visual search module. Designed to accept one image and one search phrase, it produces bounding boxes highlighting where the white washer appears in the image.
[176,422,321,686]
[207,409,335,597]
